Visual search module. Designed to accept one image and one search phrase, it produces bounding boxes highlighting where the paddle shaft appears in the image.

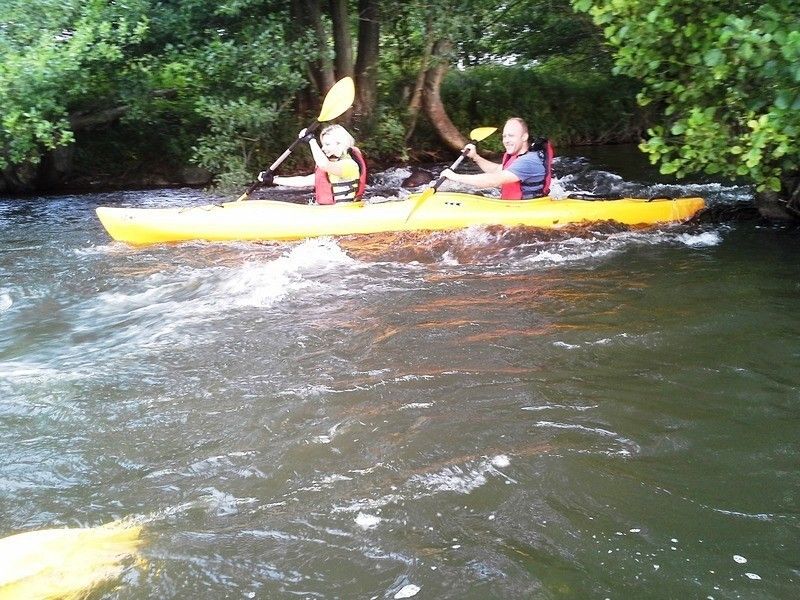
[430,148,471,193]
[242,122,322,196]
[405,137,485,223]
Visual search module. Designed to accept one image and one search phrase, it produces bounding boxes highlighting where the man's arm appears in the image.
[465,144,502,174]
[440,168,519,189]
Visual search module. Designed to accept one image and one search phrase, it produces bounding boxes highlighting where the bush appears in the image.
[440,62,645,151]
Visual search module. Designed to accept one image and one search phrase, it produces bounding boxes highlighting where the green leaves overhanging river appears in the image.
[1,152,798,599]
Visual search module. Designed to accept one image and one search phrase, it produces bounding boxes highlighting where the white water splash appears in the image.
[547,177,570,199]
[202,487,258,516]
[394,584,421,599]
[491,454,511,468]
[677,231,722,247]
[1,361,84,384]
[400,402,434,410]
[0,291,12,312]
[408,454,514,496]
[553,341,581,349]
[311,422,343,445]
[522,404,597,412]
[355,512,382,530]
[224,237,356,308]
[410,464,488,495]
[533,421,640,455]
[74,236,362,351]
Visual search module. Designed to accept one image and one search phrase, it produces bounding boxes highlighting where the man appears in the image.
[440,117,550,199]
[259,125,367,204]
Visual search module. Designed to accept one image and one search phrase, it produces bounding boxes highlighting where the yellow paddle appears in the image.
[236,76,356,201]
[0,519,143,599]
[405,126,497,222]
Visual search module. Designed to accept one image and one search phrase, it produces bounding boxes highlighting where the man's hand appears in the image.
[298,128,315,143]
[257,171,274,185]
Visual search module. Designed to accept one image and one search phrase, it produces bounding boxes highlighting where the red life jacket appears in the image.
[500,138,553,200]
[314,147,368,205]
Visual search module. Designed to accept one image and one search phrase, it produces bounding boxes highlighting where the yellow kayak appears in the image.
[96,192,705,245]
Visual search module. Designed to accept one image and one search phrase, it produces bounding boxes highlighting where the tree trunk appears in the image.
[405,23,435,143]
[354,0,380,121]
[422,39,467,151]
[329,0,354,80]
[297,0,335,94]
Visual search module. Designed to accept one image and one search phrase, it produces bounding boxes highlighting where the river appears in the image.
[1,149,798,599]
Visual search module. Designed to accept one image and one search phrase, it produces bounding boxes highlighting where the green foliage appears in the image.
[0,0,149,169]
[356,111,409,165]
[441,63,644,148]
[459,0,609,68]
[178,18,314,187]
[573,0,800,193]
[0,0,316,188]
[0,0,648,192]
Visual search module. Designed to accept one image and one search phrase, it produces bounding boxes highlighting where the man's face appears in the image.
[502,121,528,155]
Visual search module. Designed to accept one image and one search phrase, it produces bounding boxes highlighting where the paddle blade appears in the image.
[0,520,144,600]
[417,187,435,204]
[469,126,497,142]
[318,77,355,122]
[405,188,435,223]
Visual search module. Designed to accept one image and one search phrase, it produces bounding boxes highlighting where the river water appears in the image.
[1,151,798,599]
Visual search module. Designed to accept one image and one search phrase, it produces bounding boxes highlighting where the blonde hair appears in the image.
[320,124,355,149]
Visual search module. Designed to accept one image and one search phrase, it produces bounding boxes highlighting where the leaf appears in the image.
[774,92,791,110]
[660,162,679,175]
[703,48,724,67]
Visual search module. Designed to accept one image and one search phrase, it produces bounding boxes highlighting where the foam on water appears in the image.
[0,361,83,385]
[533,421,641,456]
[0,291,12,312]
[330,454,515,517]
[677,231,723,247]
[407,454,514,497]
[355,512,382,530]
[75,237,360,349]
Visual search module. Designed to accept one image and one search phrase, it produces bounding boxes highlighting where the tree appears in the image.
[0,0,642,192]
[0,0,150,188]
[290,0,380,121]
[573,0,800,219]
[386,0,483,151]
[353,0,381,121]
[0,0,312,191]
[386,0,617,153]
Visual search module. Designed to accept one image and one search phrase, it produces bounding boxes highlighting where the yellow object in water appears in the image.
[96,192,706,246]
[0,520,143,600]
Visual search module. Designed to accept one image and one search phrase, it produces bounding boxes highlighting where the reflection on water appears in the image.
[1,163,798,599]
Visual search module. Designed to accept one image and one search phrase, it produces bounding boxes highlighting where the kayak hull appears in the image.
[96,192,705,245]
